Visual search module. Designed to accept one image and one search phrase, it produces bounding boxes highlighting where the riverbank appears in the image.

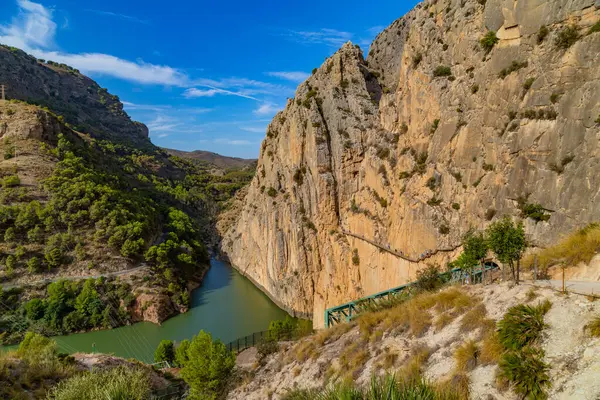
[1,259,289,363]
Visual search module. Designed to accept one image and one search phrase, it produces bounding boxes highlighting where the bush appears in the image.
[48,365,151,400]
[27,256,42,273]
[523,77,535,91]
[537,25,549,43]
[586,317,600,337]
[452,203,460,210]
[497,301,551,350]
[352,249,360,266]
[412,52,423,67]
[180,330,235,400]
[589,20,600,35]
[257,339,279,360]
[414,264,442,292]
[498,347,550,399]
[480,31,499,52]
[438,225,450,235]
[498,61,528,79]
[433,66,452,77]
[154,339,175,364]
[266,187,277,197]
[555,25,580,49]
[2,175,20,188]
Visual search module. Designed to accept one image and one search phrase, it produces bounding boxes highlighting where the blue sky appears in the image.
[0,0,419,158]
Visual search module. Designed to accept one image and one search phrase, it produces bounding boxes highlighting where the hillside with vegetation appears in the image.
[0,53,253,344]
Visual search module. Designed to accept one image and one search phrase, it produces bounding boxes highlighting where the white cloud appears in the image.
[253,103,281,116]
[266,71,310,82]
[239,126,267,133]
[146,115,181,132]
[286,28,353,47]
[85,9,150,25]
[183,87,259,101]
[0,0,187,86]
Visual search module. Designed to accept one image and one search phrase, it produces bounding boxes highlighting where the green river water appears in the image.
[41,259,288,363]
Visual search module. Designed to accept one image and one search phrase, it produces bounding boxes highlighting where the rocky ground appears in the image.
[229,281,600,399]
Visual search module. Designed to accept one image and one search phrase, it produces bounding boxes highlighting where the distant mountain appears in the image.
[164,148,257,169]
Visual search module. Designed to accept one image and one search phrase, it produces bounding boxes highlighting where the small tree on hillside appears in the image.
[486,216,526,284]
[180,330,235,399]
[154,339,175,365]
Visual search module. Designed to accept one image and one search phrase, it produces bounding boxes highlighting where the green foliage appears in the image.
[48,365,151,400]
[480,31,499,52]
[27,256,42,273]
[498,347,550,400]
[486,216,526,282]
[497,301,551,350]
[587,316,600,337]
[555,25,580,49]
[180,330,236,400]
[452,203,460,210]
[154,339,175,364]
[433,66,452,77]
[267,316,313,341]
[412,52,423,68]
[2,174,20,188]
[498,61,528,79]
[266,187,277,197]
[517,197,551,222]
[257,339,279,360]
[175,339,191,367]
[523,77,535,91]
[589,20,600,34]
[414,264,442,292]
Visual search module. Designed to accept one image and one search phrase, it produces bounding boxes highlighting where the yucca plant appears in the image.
[498,347,550,399]
[497,301,551,350]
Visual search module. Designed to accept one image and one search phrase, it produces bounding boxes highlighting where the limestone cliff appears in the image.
[0,45,148,143]
[222,0,600,327]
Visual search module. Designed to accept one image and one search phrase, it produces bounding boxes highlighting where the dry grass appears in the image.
[338,341,370,382]
[356,287,477,340]
[479,331,503,365]
[523,223,600,272]
[454,340,480,372]
[526,287,539,302]
[586,316,600,337]
[459,303,489,333]
[396,346,431,381]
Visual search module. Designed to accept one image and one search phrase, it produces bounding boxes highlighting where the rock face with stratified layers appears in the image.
[222,0,600,327]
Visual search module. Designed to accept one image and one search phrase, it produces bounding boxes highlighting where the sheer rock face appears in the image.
[222,0,600,327]
[0,46,148,142]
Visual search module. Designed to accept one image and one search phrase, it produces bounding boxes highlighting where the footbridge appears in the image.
[324,262,498,328]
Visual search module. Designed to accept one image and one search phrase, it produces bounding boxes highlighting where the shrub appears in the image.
[427,197,441,206]
[471,84,479,94]
[266,187,277,197]
[498,61,528,79]
[426,177,437,190]
[27,256,42,273]
[555,25,580,49]
[312,68,317,75]
[587,317,600,337]
[498,347,550,399]
[257,339,279,360]
[452,203,460,210]
[589,20,600,35]
[480,31,499,52]
[352,249,360,266]
[414,264,442,292]
[519,202,550,222]
[154,339,175,364]
[433,66,452,77]
[4,145,15,159]
[438,225,450,235]
[430,119,440,134]
[537,25,549,43]
[523,77,535,91]
[412,52,423,67]
[550,92,561,104]
[2,174,20,188]
[497,301,551,350]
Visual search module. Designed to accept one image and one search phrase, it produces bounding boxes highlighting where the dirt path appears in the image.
[0,264,150,290]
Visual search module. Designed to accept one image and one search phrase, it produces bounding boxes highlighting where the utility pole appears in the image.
[1,85,5,101]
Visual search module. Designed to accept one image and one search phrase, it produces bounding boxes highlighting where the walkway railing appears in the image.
[324,262,498,328]
[225,330,269,354]
[341,230,456,262]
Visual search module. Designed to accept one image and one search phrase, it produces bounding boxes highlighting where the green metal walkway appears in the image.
[324,262,498,328]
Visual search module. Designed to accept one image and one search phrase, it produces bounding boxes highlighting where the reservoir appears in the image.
[47,259,288,363]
